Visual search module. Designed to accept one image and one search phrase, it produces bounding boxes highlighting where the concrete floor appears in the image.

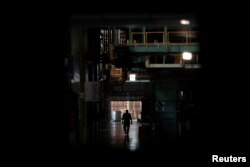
[53,120,208,166]
[99,120,140,151]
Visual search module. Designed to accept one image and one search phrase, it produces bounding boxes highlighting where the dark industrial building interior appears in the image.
[67,13,202,147]
[61,12,248,163]
[9,8,249,165]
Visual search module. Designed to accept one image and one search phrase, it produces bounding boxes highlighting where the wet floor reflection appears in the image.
[125,123,139,151]
[101,120,140,151]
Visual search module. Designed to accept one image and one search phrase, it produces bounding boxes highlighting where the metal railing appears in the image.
[130,31,198,45]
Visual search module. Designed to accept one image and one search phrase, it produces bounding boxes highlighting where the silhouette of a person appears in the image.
[122,110,132,134]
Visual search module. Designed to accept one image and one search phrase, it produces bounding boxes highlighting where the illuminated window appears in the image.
[129,74,136,81]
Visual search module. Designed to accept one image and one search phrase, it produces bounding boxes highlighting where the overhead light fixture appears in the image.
[180,19,190,25]
[182,52,192,60]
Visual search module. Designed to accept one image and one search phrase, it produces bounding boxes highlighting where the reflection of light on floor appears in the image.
[126,123,139,151]
[110,122,124,146]
[109,121,140,151]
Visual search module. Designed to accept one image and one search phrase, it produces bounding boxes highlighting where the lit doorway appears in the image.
[110,101,142,121]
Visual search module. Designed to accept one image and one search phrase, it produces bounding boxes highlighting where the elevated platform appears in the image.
[146,63,201,69]
[130,44,199,52]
